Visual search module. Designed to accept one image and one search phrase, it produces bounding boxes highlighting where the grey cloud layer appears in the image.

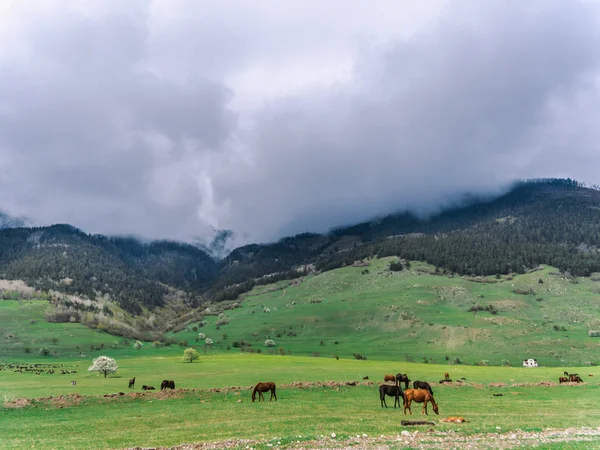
[1,0,599,247]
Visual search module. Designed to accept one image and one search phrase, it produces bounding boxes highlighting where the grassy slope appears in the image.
[1,354,600,449]
[172,259,600,366]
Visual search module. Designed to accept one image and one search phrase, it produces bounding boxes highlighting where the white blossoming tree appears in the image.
[133,340,143,350]
[88,356,118,378]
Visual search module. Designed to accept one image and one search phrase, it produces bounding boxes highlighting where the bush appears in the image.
[133,340,143,350]
[198,333,206,340]
[588,330,600,337]
[178,340,188,347]
[389,261,404,271]
[353,353,366,360]
[24,347,31,354]
[152,341,162,348]
[183,347,200,363]
[455,357,463,365]
[39,346,50,356]
[477,360,490,366]
[422,356,429,364]
[264,339,276,347]
[502,359,512,367]
[205,338,213,346]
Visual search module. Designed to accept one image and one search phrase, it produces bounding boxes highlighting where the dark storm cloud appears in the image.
[1,1,599,248]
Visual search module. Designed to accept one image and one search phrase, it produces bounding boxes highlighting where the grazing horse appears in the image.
[570,375,583,383]
[384,374,396,383]
[395,373,410,390]
[444,372,450,381]
[142,385,155,390]
[403,388,439,415]
[559,377,569,383]
[161,379,175,390]
[128,377,136,389]
[379,384,403,408]
[413,380,434,396]
[252,382,277,402]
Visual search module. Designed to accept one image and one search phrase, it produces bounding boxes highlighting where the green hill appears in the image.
[171,258,600,367]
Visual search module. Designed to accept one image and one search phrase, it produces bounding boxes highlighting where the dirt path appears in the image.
[129,427,600,450]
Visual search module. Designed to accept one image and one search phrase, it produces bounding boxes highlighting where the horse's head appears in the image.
[433,403,439,415]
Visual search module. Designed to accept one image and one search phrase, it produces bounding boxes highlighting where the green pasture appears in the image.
[1,355,600,449]
[171,259,600,366]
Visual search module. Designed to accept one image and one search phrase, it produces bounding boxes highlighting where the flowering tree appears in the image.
[183,347,200,363]
[133,340,143,350]
[264,339,276,347]
[88,356,118,378]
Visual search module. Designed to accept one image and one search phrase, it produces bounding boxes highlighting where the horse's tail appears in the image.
[428,385,434,396]
[251,385,257,402]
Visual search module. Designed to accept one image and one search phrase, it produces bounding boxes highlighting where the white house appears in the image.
[522,358,538,368]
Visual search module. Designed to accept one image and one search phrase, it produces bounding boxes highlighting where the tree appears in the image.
[133,340,143,350]
[264,339,276,347]
[39,346,50,356]
[183,348,200,363]
[88,356,118,378]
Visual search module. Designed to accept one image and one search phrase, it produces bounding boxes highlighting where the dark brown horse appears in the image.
[395,373,410,390]
[142,385,155,390]
[570,375,583,383]
[559,376,568,383]
[413,380,434,395]
[128,377,135,389]
[161,379,175,390]
[384,374,396,383]
[252,382,277,402]
[379,384,403,408]
[403,388,439,415]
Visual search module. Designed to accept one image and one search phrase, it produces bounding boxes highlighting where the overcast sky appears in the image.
[1,0,600,249]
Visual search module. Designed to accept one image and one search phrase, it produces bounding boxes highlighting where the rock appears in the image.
[331,433,336,438]
[401,431,411,436]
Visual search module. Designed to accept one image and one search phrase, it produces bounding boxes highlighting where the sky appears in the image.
[1,0,600,250]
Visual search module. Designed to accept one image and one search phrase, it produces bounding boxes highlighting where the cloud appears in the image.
[1,1,600,248]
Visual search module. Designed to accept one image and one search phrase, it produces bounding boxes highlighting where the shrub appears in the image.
[263,307,271,313]
[24,347,31,354]
[454,357,463,365]
[183,347,200,363]
[422,356,429,364]
[477,360,490,366]
[264,339,276,347]
[198,333,206,340]
[88,356,118,378]
[205,338,213,345]
[588,330,600,337]
[152,341,162,348]
[389,261,403,271]
[133,340,143,350]
[353,353,366,360]
[502,359,512,367]
[178,340,188,347]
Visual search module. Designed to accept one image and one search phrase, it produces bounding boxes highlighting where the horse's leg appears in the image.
[423,400,428,415]
[273,387,277,401]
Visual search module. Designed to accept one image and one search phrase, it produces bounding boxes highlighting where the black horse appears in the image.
[161,379,176,390]
[395,373,410,390]
[128,377,135,389]
[379,384,404,408]
[413,380,434,395]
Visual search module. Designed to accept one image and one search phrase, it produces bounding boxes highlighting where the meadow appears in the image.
[1,354,600,449]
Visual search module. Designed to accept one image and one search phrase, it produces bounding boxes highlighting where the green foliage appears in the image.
[264,339,276,347]
[38,346,50,356]
[133,340,143,350]
[182,347,200,363]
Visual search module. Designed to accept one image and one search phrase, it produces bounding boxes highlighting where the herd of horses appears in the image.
[380,372,439,415]
[559,371,583,383]
[127,377,176,391]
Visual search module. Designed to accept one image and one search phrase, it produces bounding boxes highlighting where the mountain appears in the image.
[2,178,600,314]
[0,210,32,229]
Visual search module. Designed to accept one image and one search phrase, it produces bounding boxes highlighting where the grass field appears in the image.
[1,354,600,449]
[171,259,600,366]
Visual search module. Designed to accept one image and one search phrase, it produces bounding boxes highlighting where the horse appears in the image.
[161,379,175,390]
[128,377,135,389]
[142,385,155,390]
[570,375,583,383]
[413,380,434,395]
[444,372,450,381]
[379,384,404,408]
[252,382,277,402]
[395,373,410,390]
[403,388,439,415]
[384,374,396,383]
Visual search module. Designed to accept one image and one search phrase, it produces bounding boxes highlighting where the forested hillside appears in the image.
[1,178,600,313]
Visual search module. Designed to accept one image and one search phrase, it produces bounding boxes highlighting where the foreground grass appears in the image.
[1,355,600,449]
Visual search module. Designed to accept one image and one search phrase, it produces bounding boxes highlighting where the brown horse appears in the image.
[384,374,396,383]
[142,385,155,390]
[252,382,277,402]
[395,373,410,390]
[403,388,439,415]
[128,377,135,389]
[559,376,568,383]
[570,375,583,383]
[444,372,450,381]
[161,379,175,390]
